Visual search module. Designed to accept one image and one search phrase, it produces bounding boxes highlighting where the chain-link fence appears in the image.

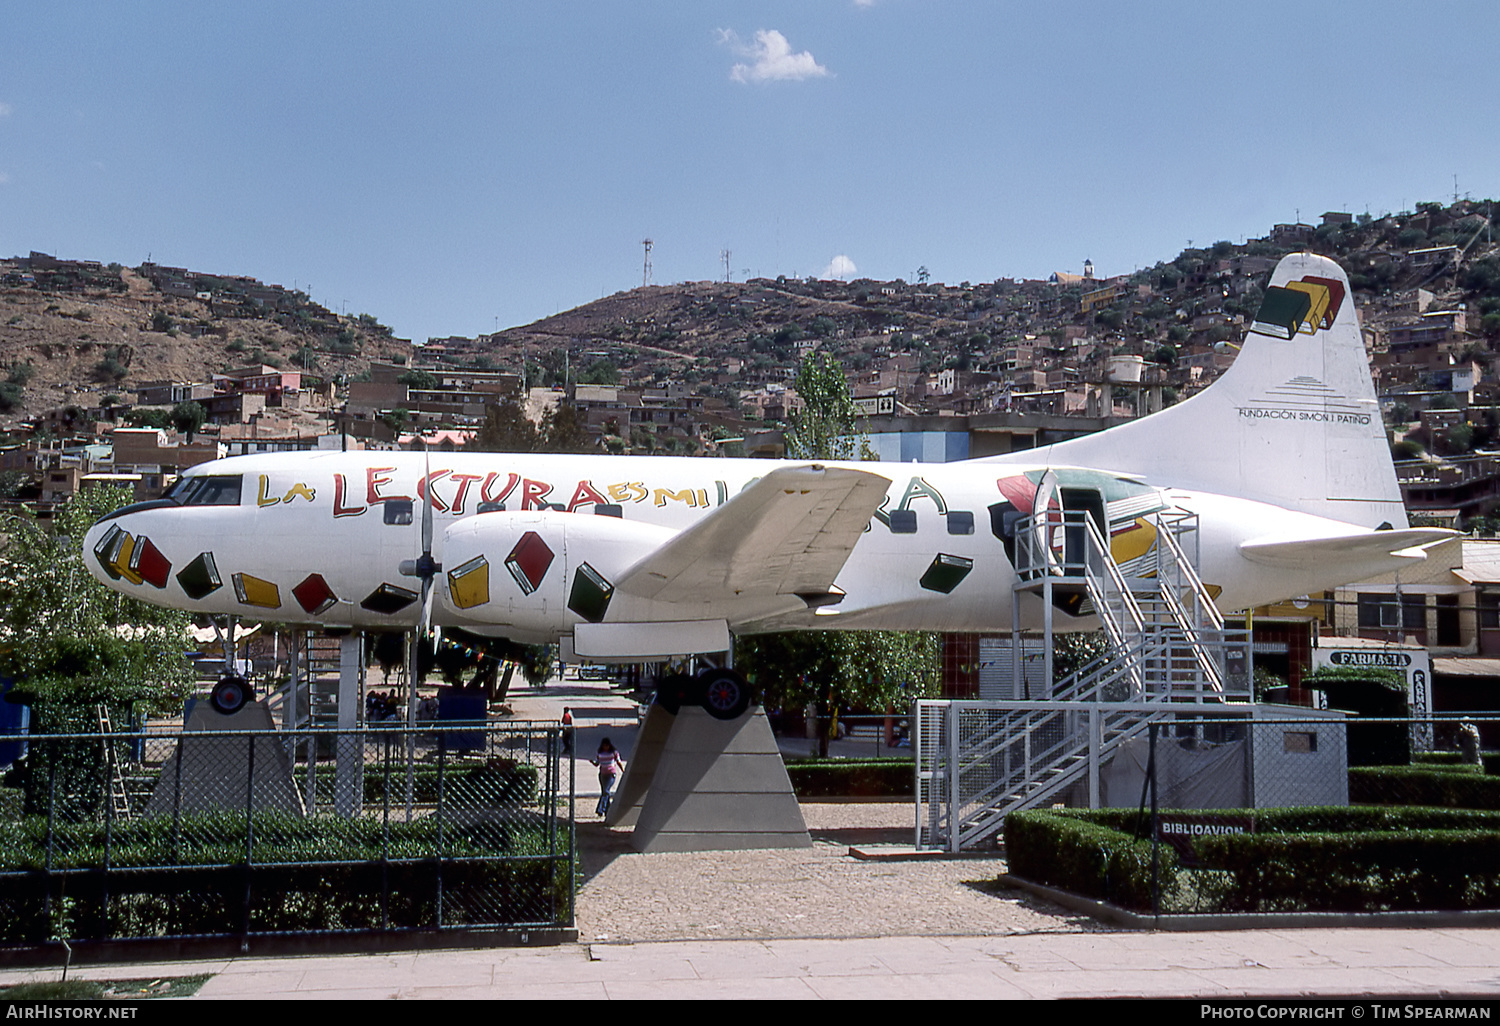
[0,721,574,947]
[1054,715,1500,915]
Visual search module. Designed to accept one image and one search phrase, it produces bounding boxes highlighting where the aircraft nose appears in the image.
[82,502,176,591]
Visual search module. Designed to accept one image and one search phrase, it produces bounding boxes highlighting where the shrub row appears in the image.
[1349,766,1500,810]
[784,758,913,798]
[0,856,572,943]
[0,809,559,871]
[1413,751,1500,776]
[1004,809,1165,910]
[1005,807,1500,913]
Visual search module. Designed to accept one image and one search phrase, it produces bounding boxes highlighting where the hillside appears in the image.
[3,198,1499,436]
[0,256,413,427]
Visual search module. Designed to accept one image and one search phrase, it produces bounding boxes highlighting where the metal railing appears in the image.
[0,721,574,949]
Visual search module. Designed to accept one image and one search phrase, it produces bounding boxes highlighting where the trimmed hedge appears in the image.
[1414,751,1500,776]
[1350,766,1500,810]
[1004,809,1168,910]
[0,812,572,942]
[1006,807,1500,913]
[784,758,913,798]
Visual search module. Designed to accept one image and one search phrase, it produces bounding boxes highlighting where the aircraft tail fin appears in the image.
[982,253,1405,529]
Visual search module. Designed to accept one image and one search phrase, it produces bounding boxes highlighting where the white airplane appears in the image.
[82,253,1450,716]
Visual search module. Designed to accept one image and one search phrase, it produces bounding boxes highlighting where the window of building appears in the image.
[1356,593,1426,631]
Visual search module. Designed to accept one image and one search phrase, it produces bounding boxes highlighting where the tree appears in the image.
[467,398,540,452]
[579,360,620,386]
[398,369,439,390]
[0,488,193,816]
[538,402,597,453]
[786,352,870,462]
[739,352,940,753]
[169,401,207,440]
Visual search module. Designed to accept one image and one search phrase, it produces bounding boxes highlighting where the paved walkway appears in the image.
[3,674,1498,1000]
[6,928,1499,999]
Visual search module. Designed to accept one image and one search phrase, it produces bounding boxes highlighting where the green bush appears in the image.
[1349,766,1500,809]
[1195,825,1500,913]
[1006,807,1500,913]
[784,758,913,797]
[1004,809,1169,910]
[0,812,572,942]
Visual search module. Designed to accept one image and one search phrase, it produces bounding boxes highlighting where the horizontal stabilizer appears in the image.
[1240,527,1455,569]
[615,464,890,606]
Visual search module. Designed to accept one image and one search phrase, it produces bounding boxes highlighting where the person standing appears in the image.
[592,738,626,817]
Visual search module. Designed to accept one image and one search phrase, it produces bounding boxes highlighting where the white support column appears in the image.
[335,632,363,817]
[1088,706,1102,808]
[947,702,961,854]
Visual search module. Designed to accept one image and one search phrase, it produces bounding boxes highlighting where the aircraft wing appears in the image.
[1240,527,1456,569]
[614,464,890,606]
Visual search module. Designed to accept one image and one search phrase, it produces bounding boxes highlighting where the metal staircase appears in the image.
[264,631,345,731]
[917,507,1253,851]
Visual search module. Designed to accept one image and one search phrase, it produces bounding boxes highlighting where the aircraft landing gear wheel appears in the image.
[654,673,697,715]
[210,674,252,715]
[699,669,751,721]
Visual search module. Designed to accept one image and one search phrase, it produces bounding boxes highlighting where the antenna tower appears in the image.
[642,239,653,287]
[722,249,732,282]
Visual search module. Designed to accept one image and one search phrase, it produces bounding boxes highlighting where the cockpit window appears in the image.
[178,475,243,507]
[165,475,200,503]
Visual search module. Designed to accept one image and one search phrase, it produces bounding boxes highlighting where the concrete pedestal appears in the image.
[609,703,810,853]
[144,701,305,817]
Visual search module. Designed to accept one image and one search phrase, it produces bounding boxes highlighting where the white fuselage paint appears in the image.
[80,449,1392,643]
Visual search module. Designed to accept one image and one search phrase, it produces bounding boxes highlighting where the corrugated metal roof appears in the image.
[1432,657,1500,678]
[1459,539,1500,584]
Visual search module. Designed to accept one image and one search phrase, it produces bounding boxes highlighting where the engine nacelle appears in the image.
[438,509,675,638]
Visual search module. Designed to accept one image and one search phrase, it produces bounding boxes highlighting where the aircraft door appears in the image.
[1058,486,1106,570]
[1030,471,1064,574]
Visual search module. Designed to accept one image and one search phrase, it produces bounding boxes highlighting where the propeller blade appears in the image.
[419,573,434,637]
[421,450,434,557]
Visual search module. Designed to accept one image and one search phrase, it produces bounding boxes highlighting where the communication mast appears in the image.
[642,239,653,287]
[722,249,732,283]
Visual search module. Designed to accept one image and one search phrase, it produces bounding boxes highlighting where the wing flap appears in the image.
[616,464,890,605]
[1240,527,1455,569]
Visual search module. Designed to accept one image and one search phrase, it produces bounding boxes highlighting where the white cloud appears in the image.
[820,255,857,280]
[720,29,831,84]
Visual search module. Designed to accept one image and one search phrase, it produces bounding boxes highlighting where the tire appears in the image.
[699,669,751,721]
[210,674,252,715]
[654,673,696,715]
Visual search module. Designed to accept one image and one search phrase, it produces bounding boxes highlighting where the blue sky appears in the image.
[3,2,1498,344]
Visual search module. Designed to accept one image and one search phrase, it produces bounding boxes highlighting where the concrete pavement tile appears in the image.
[250,988,404,1000]
[401,982,611,1000]
[1178,966,1439,998]
[991,934,1236,972]
[1371,929,1500,969]
[1011,969,1239,1000]
[195,970,307,997]
[1380,966,1500,995]
[1292,937,1465,970]
[589,939,755,958]
[600,977,821,1000]
[804,970,1034,1001]
[1196,931,1345,970]
[294,963,492,992]
[760,937,918,976]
